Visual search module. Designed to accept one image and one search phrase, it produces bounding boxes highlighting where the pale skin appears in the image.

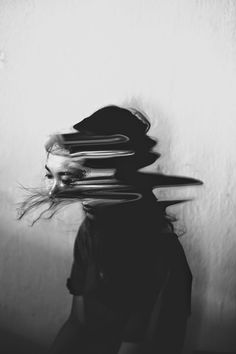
[45,154,144,354]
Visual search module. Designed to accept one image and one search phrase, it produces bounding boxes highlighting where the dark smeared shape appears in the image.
[18,106,203,224]
[46,106,203,206]
[73,105,150,135]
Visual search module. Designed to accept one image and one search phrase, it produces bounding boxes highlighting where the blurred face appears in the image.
[45,152,117,207]
[45,154,87,198]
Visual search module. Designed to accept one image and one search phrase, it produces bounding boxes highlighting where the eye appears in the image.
[45,173,53,179]
[61,177,73,185]
[75,169,87,179]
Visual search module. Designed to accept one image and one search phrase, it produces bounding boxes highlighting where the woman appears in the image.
[20,105,200,354]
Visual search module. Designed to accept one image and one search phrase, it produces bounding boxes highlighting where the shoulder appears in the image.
[74,216,92,244]
[163,233,193,283]
[73,216,92,261]
[161,232,185,259]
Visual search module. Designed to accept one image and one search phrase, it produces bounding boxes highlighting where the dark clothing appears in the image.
[66,198,192,353]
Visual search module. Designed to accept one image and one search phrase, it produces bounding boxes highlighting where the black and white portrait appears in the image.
[0,1,235,354]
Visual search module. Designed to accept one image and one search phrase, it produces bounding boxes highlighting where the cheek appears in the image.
[45,178,54,190]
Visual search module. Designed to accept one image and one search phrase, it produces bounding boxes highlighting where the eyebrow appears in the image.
[45,165,50,172]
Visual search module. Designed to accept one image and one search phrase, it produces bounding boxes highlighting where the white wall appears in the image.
[0,0,236,352]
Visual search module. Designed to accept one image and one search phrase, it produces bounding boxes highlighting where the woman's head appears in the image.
[43,105,159,199]
[18,105,160,223]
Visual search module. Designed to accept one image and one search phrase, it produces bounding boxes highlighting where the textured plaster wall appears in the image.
[0,0,236,352]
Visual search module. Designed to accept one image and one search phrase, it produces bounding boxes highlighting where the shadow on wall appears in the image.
[0,327,45,354]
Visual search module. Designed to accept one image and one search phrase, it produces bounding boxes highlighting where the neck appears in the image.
[82,191,156,216]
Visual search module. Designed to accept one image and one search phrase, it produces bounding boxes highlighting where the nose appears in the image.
[49,180,60,198]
